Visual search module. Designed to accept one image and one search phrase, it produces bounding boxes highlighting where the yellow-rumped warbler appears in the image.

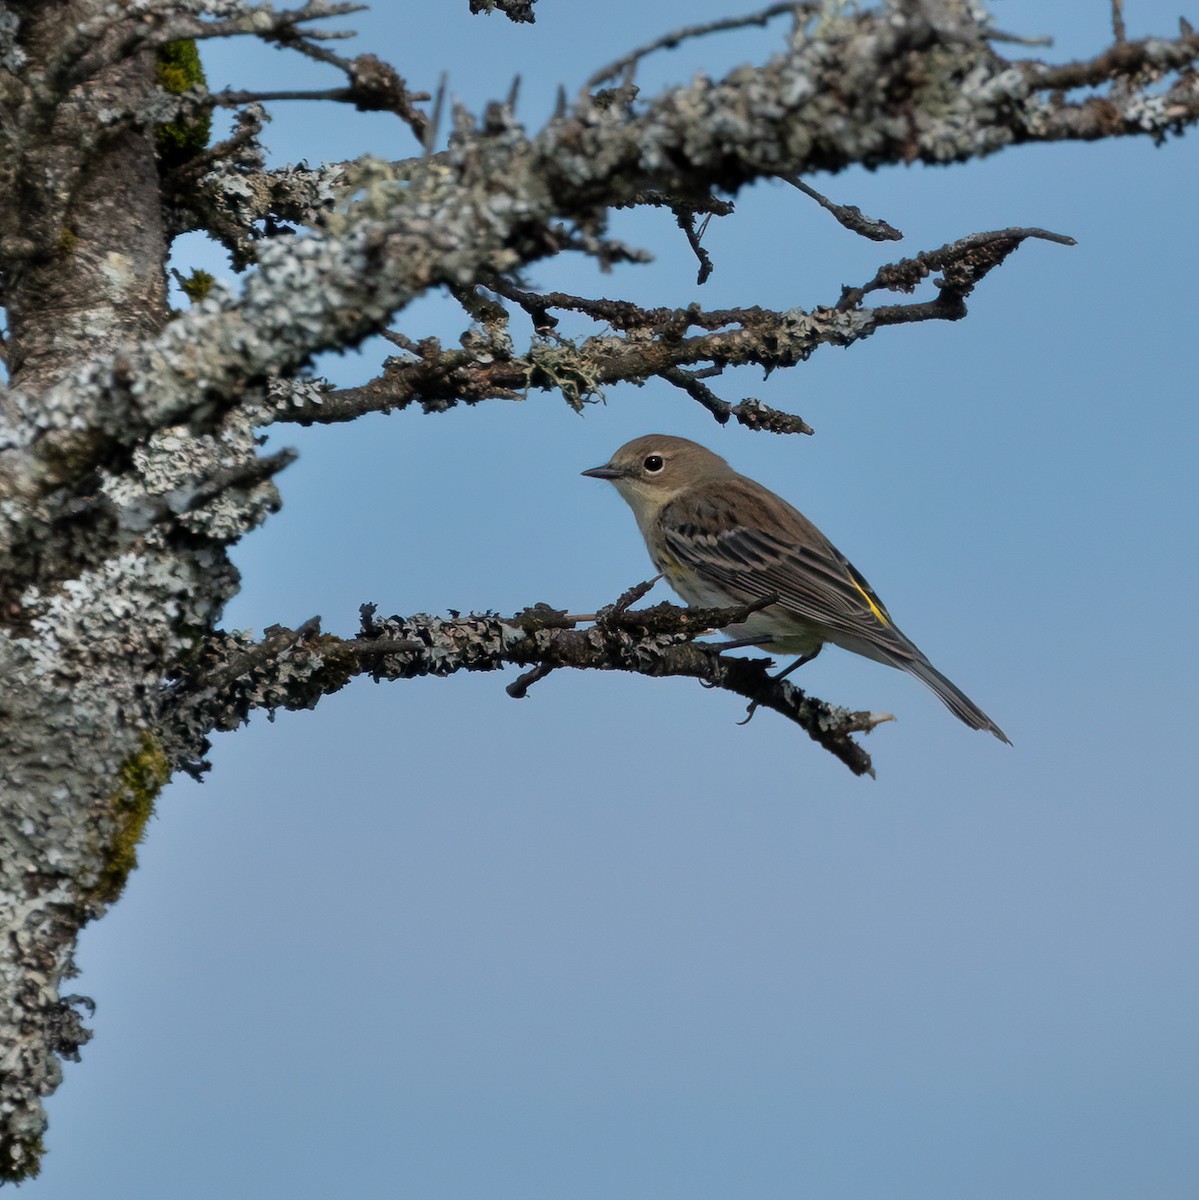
[583,434,1009,742]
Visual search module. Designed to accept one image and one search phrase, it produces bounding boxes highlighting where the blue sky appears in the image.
[32,3,1198,1197]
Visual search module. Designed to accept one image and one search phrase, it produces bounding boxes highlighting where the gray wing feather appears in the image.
[659,508,919,664]
[658,481,1010,742]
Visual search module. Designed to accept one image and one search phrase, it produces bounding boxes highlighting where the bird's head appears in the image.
[581,434,734,515]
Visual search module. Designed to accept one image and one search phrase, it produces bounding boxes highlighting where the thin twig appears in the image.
[212,87,417,107]
[676,209,716,284]
[661,368,815,435]
[783,176,903,242]
[424,73,447,156]
[583,1,812,93]
[601,575,666,618]
[114,450,297,534]
[986,29,1054,48]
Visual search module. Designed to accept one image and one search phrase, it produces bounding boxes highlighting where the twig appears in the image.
[115,450,297,534]
[424,73,447,156]
[211,83,429,119]
[506,662,556,698]
[783,176,903,242]
[1028,34,1199,92]
[56,2,367,98]
[583,1,813,93]
[601,575,665,617]
[676,209,716,284]
[661,367,816,435]
[837,227,1075,311]
[986,30,1054,48]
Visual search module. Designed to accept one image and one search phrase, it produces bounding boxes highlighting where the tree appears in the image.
[1,0,1195,1182]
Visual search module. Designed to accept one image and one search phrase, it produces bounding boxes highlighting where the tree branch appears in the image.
[166,596,889,779]
[1028,29,1199,92]
[583,2,810,93]
[208,54,430,141]
[53,2,368,101]
[266,226,1071,429]
[4,3,1176,531]
[782,176,904,242]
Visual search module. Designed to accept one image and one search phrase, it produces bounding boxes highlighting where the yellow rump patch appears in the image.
[849,574,890,627]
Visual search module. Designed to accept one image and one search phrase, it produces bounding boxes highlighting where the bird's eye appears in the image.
[643,455,664,473]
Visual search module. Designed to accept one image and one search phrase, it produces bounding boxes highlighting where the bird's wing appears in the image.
[658,478,918,659]
[659,479,1010,741]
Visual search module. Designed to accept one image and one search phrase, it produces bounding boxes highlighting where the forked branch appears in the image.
[269,226,1072,430]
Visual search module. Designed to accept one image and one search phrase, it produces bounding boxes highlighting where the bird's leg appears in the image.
[712,634,773,652]
[737,646,823,725]
[771,646,822,685]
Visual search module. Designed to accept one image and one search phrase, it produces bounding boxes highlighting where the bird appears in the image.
[582,434,1010,742]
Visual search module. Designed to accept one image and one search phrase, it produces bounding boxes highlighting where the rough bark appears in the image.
[0,0,1196,1180]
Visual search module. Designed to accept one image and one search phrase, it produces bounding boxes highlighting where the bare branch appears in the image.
[584,1,812,93]
[782,176,903,242]
[676,208,716,284]
[209,55,430,140]
[836,227,1075,312]
[986,30,1054,49]
[660,367,814,435]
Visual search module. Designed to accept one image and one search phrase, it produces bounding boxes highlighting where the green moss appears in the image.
[92,733,170,906]
[157,39,206,94]
[155,40,212,165]
[0,1131,46,1185]
[178,269,216,303]
[58,225,78,255]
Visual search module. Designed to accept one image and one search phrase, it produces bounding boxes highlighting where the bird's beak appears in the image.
[581,463,624,480]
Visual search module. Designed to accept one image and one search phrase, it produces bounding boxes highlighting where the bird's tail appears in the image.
[902,654,1011,744]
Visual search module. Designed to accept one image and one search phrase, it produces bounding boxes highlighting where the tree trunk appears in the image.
[0,4,206,1178]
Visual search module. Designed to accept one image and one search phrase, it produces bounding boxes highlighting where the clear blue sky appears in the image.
[34,3,1198,1198]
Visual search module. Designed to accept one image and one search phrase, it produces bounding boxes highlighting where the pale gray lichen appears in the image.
[0,10,25,73]
[102,405,280,542]
[266,376,333,416]
[1120,75,1199,132]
